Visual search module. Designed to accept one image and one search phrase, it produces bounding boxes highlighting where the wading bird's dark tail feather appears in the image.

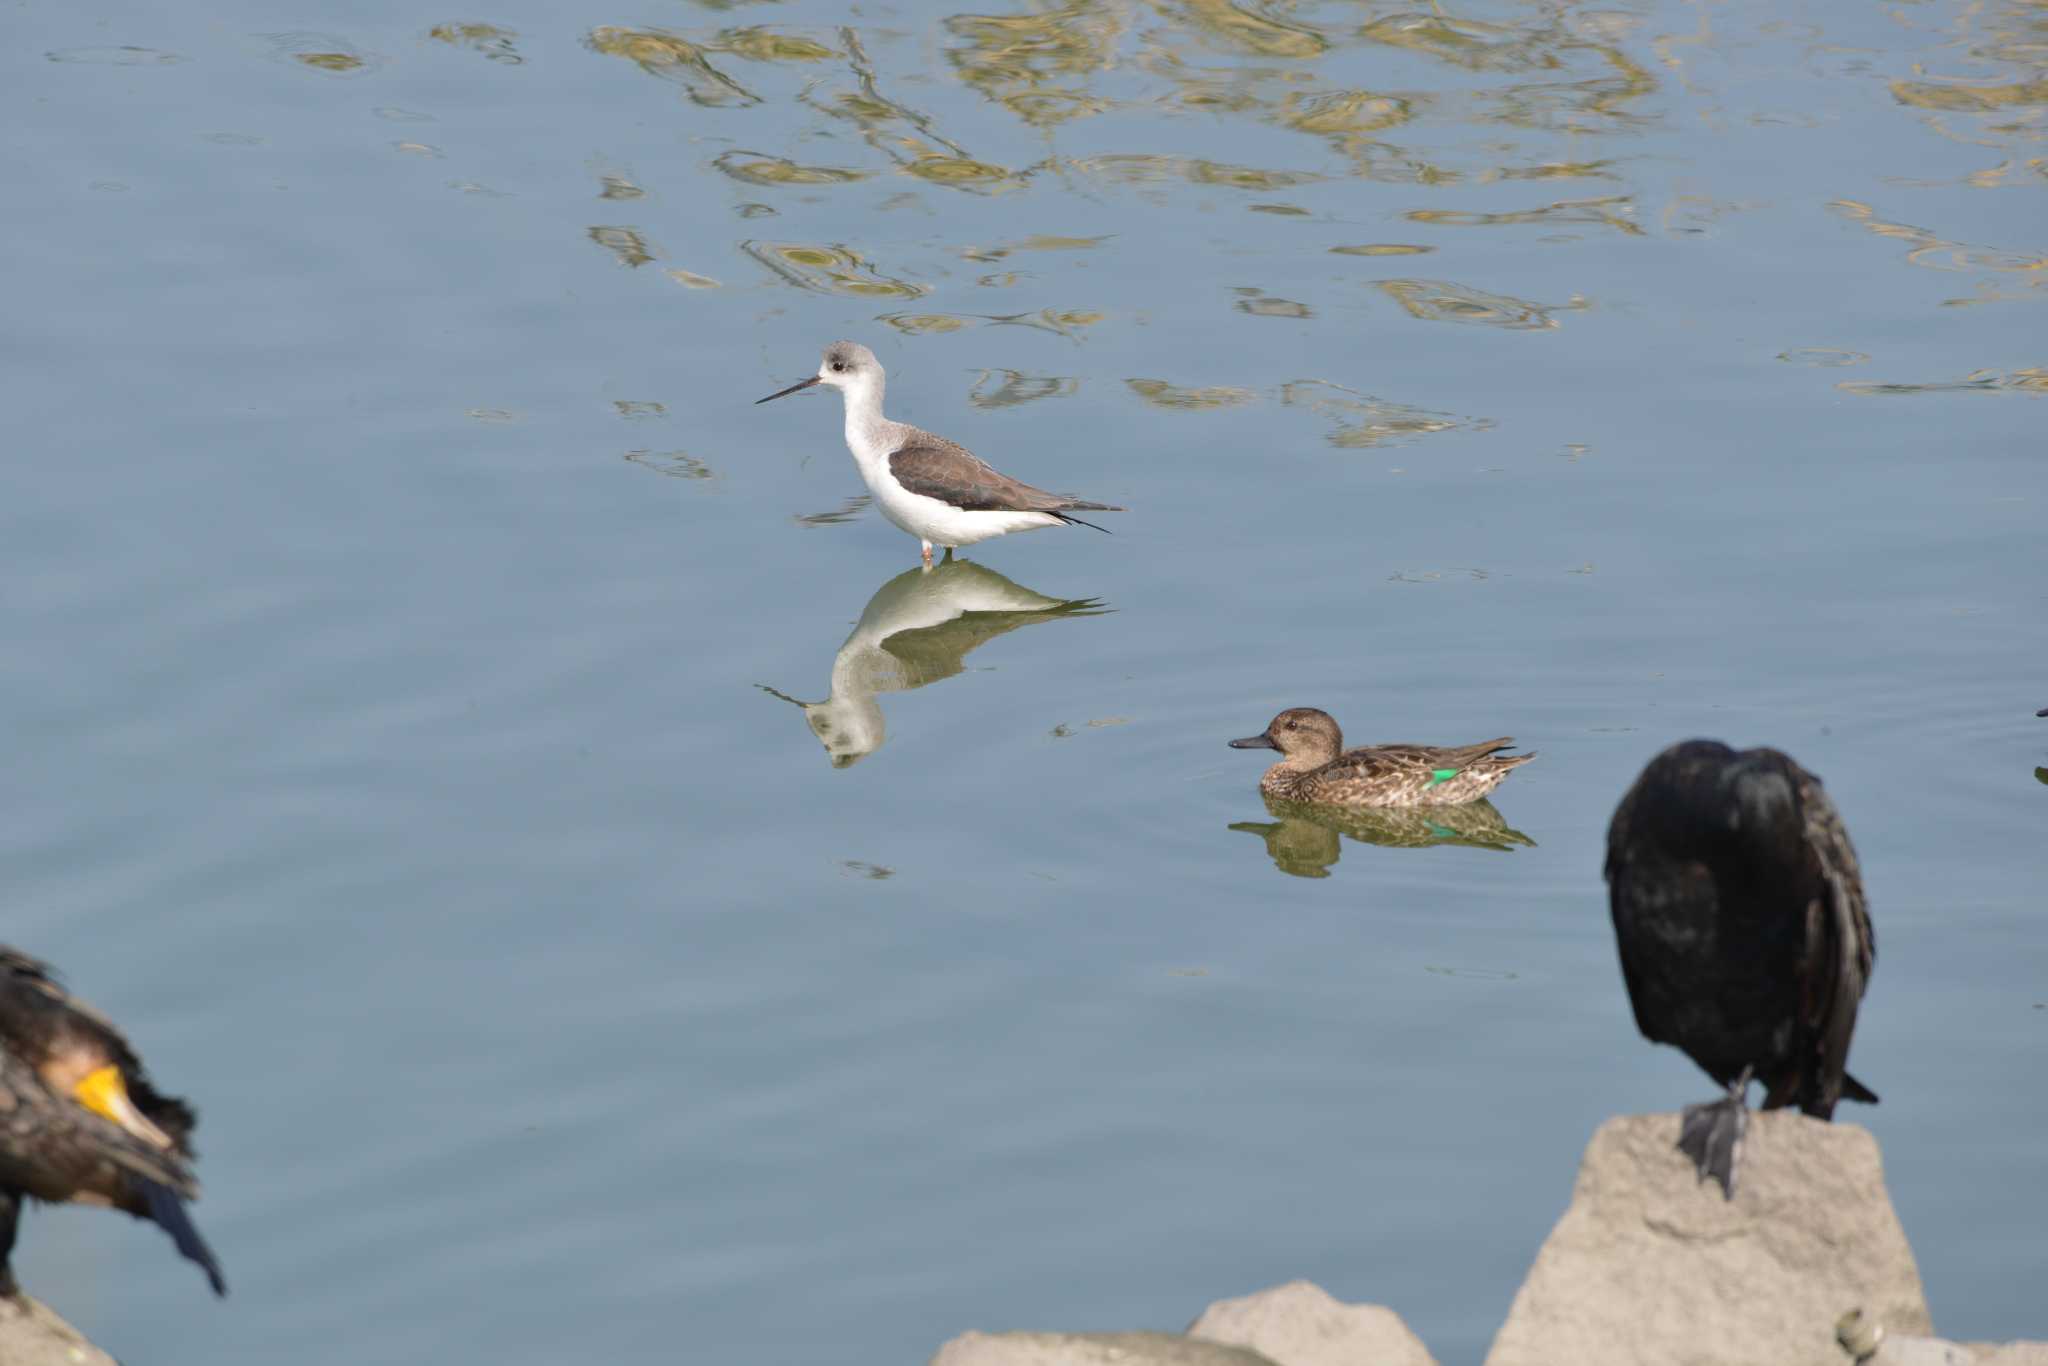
[1841,1072,1880,1105]
[143,1179,227,1297]
[1051,512,1113,534]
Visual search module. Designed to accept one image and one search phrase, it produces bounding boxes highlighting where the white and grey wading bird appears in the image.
[757,341,1125,565]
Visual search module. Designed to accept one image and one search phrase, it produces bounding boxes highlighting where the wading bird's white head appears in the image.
[756,340,885,408]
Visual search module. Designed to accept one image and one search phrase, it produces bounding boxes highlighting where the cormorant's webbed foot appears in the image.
[1677,1065,1753,1200]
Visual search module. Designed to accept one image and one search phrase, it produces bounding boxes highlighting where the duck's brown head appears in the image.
[1229,707,1343,766]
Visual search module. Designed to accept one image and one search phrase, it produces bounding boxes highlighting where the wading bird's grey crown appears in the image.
[822,340,878,376]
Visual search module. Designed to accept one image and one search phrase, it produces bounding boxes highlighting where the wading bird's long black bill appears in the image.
[1229,734,1279,750]
[755,376,820,404]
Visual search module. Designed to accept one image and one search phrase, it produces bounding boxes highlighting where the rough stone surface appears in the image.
[1485,1110,1930,1366]
[0,1295,118,1366]
[1866,1337,1979,1366]
[1857,1337,2048,1366]
[930,1331,1280,1366]
[1967,1346,2048,1366]
[1187,1280,1439,1366]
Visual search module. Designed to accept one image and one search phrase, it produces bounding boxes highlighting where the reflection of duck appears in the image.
[0,947,225,1298]
[1229,707,1535,806]
[1231,796,1534,877]
[760,560,1105,768]
[1605,740,1877,1200]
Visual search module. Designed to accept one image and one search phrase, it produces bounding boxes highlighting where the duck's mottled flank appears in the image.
[1228,706,1535,808]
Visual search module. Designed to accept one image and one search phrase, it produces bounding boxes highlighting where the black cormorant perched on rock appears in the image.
[1605,741,1877,1198]
[0,947,225,1298]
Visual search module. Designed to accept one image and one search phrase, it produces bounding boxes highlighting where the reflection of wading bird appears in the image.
[760,560,1105,768]
[0,948,225,1298]
[1231,796,1533,878]
[1605,741,1877,1199]
[757,341,1125,565]
[1228,708,1534,806]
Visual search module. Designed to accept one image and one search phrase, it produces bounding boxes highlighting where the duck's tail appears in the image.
[1457,739,1536,771]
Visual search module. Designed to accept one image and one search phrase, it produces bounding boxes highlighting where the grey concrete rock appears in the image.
[930,1330,1280,1366]
[1847,1330,2048,1366]
[1862,1336,1978,1366]
[1187,1280,1438,1366]
[1486,1110,1930,1366]
[0,1294,118,1366]
[1966,1346,2048,1366]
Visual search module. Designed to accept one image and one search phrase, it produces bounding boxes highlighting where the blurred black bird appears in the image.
[0,947,225,1298]
[1605,741,1876,1199]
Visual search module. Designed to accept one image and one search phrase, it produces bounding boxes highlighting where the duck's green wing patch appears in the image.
[1425,768,1459,788]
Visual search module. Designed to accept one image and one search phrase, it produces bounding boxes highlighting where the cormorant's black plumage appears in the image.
[1605,741,1876,1197]
[0,947,225,1298]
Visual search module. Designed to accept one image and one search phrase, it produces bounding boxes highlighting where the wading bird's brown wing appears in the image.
[888,438,1068,512]
[889,436,1121,514]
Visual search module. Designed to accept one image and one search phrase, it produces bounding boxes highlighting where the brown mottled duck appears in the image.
[1229,707,1534,806]
[1605,741,1877,1200]
[0,947,224,1298]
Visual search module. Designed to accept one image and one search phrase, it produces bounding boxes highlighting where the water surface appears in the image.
[4,0,2044,1360]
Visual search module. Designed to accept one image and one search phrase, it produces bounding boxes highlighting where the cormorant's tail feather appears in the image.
[142,1179,227,1297]
[1050,512,1113,534]
[1677,1084,1749,1201]
[1841,1072,1879,1105]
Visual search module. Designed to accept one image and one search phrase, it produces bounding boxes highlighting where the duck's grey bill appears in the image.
[756,376,821,404]
[1229,734,1279,750]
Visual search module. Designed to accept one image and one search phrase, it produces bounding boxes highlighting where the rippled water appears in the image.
[6,0,2044,1360]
